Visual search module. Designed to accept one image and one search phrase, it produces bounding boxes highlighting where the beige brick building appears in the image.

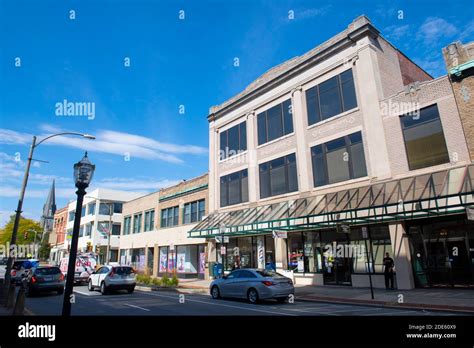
[119,174,208,279]
[188,16,474,289]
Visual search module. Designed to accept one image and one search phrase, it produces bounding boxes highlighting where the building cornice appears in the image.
[208,16,379,123]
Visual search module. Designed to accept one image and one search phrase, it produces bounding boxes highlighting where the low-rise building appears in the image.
[119,174,208,279]
[58,188,142,264]
[49,206,68,264]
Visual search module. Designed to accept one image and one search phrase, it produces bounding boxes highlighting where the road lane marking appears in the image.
[137,291,296,316]
[74,289,96,296]
[124,304,150,312]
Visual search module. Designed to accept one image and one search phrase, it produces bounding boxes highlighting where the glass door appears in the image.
[321,231,352,285]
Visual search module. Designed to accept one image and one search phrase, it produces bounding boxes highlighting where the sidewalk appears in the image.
[175,278,474,313]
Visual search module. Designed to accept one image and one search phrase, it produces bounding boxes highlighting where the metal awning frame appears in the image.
[189,165,474,238]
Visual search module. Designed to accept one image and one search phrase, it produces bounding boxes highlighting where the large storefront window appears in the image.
[407,217,474,288]
[218,236,275,272]
[350,225,393,274]
[286,226,393,284]
[158,244,206,279]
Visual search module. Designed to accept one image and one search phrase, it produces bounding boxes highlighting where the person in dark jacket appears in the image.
[383,252,395,289]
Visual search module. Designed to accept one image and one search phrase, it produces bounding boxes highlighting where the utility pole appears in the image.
[106,203,112,264]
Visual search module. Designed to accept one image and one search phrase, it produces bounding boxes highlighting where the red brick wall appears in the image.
[397,51,432,85]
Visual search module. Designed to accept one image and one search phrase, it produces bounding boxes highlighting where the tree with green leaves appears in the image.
[0,214,43,245]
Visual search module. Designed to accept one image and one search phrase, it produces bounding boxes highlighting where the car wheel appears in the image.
[88,280,94,291]
[57,287,64,295]
[211,286,220,299]
[276,297,287,303]
[247,288,259,304]
[100,282,108,295]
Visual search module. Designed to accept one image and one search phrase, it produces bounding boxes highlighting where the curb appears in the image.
[136,285,208,294]
[295,295,474,314]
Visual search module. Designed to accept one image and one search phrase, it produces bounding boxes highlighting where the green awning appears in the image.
[188,164,474,238]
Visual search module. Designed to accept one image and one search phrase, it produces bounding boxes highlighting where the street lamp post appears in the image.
[3,132,95,294]
[62,152,95,317]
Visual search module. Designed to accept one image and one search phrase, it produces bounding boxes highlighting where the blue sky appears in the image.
[1,0,473,226]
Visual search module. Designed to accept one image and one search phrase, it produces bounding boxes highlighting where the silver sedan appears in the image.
[210,269,294,304]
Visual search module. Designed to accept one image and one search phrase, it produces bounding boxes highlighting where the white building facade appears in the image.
[188,16,474,289]
[58,188,142,264]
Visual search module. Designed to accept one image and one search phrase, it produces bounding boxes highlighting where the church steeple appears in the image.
[41,180,56,232]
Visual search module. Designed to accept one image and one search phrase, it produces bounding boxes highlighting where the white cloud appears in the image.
[0,127,207,164]
[295,6,331,20]
[100,130,207,155]
[417,17,458,45]
[383,24,411,41]
[0,129,32,145]
[460,20,474,41]
[95,177,181,191]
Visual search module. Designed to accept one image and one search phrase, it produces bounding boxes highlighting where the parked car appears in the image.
[210,269,294,304]
[11,259,39,284]
[0,258,8,279]
[88,265,136,295]
[25,266,65,297]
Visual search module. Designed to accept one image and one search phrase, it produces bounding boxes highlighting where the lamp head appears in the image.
[74,152,95,188]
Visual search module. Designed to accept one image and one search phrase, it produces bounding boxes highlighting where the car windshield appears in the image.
[256,270,285,278]
[35,267,61,275]
[113,267,133,275]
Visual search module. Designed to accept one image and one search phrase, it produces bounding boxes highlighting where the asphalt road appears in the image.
[23,285,462,316]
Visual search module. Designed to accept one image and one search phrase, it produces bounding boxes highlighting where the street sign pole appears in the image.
[362,226,374,300]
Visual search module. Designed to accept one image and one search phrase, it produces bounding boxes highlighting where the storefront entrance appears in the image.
[321,231,352,286]
[217,235,275,271]
[407,217,474,288]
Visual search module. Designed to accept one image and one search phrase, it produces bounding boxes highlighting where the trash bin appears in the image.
[213,263,223,279]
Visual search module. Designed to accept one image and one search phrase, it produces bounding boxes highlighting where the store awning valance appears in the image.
[188,164,474,238]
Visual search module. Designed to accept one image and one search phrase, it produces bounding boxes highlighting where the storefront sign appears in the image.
[177,252,186,273]
[272,231,287,239]
[199,252,206,274]
[257,237,265,269]
[215,236,229,243]
[159,249,167,273]
[220,246,226,255]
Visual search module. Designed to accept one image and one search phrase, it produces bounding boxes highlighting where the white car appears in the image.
[87,265,136,295]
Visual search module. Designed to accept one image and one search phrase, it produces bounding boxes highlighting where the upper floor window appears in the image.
[220,169,249,207]
[144,210,155,232]
[68,211,75,222]
[87,202,96,215]
[99,203,112,215]
[113,203,123,213]
[257,99,293,145]
[81,206,86,217]
[220,121,247,160]
[85,223,93,237]
[400,104,450,170]
[306,69,357,126]
[123,216,131,235]
[133,213,142,234]
[112,224,121,236]
[184,199,205,224]
[259,153,298,199]
[311,131,367,187]
[161,206,179,228]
